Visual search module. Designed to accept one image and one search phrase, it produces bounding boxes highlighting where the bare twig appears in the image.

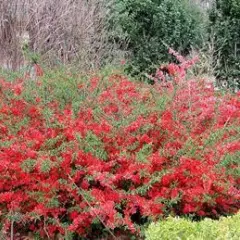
[68,174,117,240]
[0,0,122,71]
[10,219,14,240]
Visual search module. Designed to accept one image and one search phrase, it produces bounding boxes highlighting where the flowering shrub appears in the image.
[0,56,239,239]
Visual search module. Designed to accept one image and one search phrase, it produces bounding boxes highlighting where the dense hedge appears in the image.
[0,55,239,239]
[110,0,205,76]
[145,213,240,240]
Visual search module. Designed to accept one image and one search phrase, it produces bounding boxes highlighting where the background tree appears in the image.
[209,0,240,89]
[110,0,206,77]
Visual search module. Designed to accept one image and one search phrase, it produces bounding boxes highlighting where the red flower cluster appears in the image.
[0,62,239,238]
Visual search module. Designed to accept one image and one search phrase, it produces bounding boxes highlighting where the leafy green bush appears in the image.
[145,213,240,240]
[110,0,206,76]
[209,0,240,89]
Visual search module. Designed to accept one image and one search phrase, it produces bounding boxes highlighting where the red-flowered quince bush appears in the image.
[0,54,239,239]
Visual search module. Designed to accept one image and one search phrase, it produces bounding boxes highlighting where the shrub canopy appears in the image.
[0,55,239,239]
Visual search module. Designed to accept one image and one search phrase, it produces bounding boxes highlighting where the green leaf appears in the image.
[82,131,108,160]
[21,158,37,173]
[40,159,52,173]
[136,143,152,163]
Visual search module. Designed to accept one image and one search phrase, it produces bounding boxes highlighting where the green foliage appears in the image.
[209,0,240,89]
[81,131,108,161]
[220,151,240,178]
[137,143,153,163]
[145,213,240,240]
[111,0,205,76]
[40,159,53,173]
[21,159,37,173]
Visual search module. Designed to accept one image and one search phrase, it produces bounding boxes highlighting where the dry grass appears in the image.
[0,0,120,71]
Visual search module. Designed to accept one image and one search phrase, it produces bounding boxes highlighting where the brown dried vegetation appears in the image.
[0,0,117,71]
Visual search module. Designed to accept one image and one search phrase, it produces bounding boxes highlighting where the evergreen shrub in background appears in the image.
[110,0,206,77]
[209,0,240,89]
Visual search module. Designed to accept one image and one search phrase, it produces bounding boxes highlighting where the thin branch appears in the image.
[68,174,117,240]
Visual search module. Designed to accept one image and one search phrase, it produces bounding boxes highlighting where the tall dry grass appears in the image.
[0,0,120,71]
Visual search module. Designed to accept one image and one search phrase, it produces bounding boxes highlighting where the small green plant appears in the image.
[22,40,41,65]
[145,213,240,240]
